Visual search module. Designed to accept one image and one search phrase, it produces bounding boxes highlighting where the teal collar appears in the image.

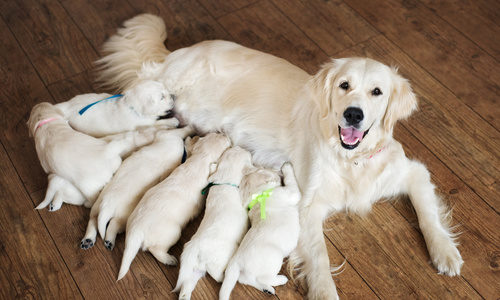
[78,94,123,115]
[201,182,239,195]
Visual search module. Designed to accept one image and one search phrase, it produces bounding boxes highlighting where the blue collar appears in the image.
[78,94,123,115]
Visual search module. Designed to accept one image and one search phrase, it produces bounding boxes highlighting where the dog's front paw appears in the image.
[80,238,95,250]
[429,240,463,276]
[307,280,339,300]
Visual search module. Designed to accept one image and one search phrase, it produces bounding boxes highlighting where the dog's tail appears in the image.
[36,174,62,210]
[95,13,170,92]
[219,261,240,300]
[173,244,203,299]
[117,229,143,280]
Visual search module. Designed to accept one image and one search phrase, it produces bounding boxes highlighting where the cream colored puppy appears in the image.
[220,162,300,300]
[174,146,253,299]
[117,133,231,280]
[80,126,193,250]
[55,79,178,137]
[28,102,157,211]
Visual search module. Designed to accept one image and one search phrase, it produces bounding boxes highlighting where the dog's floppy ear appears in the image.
[184,136,200,156]
[382,68,418,132]
[310,59,345,138]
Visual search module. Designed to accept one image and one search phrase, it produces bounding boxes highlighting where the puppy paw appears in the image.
[164,254,178,266]
[262,287,275,295]
[307,280,339,300]
[80,238,95,250]
[104,240,114,251]
[48,202,62,212]
[430,240,463,276]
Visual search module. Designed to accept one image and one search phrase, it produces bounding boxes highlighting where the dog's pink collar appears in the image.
[36,117,59,131]
[368,147,385,159]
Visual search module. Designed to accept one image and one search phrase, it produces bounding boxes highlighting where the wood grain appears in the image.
[0,144,82,299]
[0,0,97,85]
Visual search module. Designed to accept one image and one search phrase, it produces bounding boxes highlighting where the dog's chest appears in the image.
[316,158,395,215]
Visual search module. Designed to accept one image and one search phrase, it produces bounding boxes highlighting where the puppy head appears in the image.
[124,80,175,118]
[208,146,253,183]
[311,57,417,152]
[27,102,64,137]
[240,167,281,206]
[188,132,231,160]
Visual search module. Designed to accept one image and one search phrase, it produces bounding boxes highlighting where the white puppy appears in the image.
[117,133,231,280]
[174,146,253,299]
[219,162,301,300]
[80,126,194,250]
[55,79,178,137]
[28,102,157,211]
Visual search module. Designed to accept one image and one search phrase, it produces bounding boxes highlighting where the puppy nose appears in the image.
[343,107,364,126]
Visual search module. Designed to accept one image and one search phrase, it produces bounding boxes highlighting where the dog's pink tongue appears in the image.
[341,127,364,144]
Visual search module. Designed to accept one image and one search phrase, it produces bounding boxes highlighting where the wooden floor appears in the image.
[0,0,498,299]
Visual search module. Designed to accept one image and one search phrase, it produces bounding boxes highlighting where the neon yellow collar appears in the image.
[248,188,274,220]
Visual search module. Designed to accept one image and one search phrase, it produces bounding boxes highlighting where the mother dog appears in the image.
[97,14,463,299]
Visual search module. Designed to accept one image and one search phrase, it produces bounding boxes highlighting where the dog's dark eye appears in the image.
[372,88,382,96]
[339,81,349,90]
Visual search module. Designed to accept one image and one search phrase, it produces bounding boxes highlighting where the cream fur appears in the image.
[219,162,301,300]
[174,146,253,299]
[117,133,231,280]
[98,14,463,299]
[80,126,193,250]
[55,79,178,137]
[27,102,158,211]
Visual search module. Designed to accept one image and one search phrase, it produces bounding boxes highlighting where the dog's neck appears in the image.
[35,117,60,133]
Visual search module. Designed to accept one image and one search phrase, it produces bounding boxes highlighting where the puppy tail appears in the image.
[117,230,142,280]
[95,13,170,92]
[219,262,240,300]
[36,174,61,209]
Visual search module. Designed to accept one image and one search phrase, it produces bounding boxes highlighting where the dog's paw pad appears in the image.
[263,289,273,295]
[104,240,114,251]
[80,239,94,250]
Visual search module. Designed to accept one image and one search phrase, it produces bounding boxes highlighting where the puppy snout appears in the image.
[343,107,364,126]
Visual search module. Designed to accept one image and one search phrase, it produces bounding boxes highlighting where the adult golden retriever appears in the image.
[97,14,463,300]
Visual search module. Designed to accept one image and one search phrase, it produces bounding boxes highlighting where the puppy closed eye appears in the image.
[372,88,382,96]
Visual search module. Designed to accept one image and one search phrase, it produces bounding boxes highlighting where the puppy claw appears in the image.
[104,240,114,251]
[80,239,95,250]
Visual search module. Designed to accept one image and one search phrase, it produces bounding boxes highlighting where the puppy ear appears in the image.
[184,136,199,155]
[382,69,418,132]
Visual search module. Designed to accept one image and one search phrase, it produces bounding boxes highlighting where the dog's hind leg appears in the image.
[149,245,178,266]
[81,204,100,249]
[103,127,157,158]
[104,217,124,251]
[177,269,204,300]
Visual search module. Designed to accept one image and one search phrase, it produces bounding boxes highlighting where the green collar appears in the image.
[201,182,239,195]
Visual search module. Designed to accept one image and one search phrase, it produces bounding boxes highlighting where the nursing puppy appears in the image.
[28,102,157,211]
[174,146,252,299]
[80,126,193,250]
[97,14,463,299]
[220,162,300,300]
[117,133,231,280]
[55,79,178,137]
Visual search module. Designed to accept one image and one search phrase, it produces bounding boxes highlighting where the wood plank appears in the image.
[0,17,54,194]
[335,34,499,213]
[47,70,100,104]
[217,0,329,74]
[59,0,138,51]
[419,0,500,60]
[393,126,500,299]
[0,0,97,85]
[272,0,378,56]
[345,0,500,129]
[0,143,82,299]
[324,204,480,299]
[197,0,258,18]
[31,190,177,299]
[127,0,229,51]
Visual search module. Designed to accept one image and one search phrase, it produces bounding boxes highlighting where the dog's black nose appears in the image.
[343,107,364,126]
